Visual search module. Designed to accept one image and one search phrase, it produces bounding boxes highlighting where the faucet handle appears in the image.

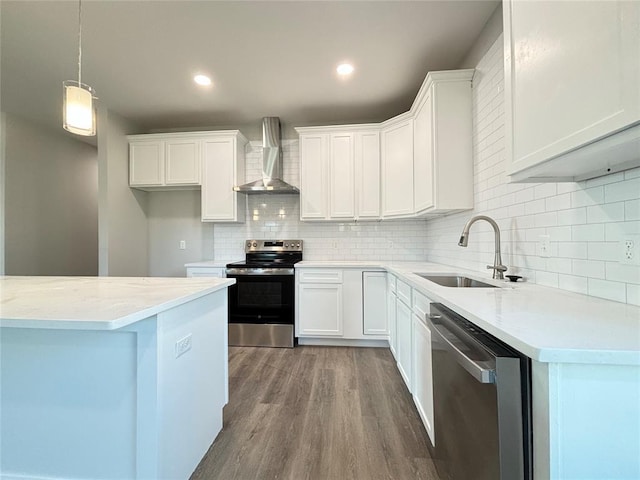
[487,264,508,272]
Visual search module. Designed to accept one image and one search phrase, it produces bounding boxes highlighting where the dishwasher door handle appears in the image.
[427,313,496,384]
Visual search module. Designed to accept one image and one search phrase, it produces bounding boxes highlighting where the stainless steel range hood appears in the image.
[234,117,299,194]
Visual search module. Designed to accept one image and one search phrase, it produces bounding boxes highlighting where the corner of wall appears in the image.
[98,108,149,277]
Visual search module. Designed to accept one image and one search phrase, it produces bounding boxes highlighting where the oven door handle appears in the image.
[226,268,295,276]
[426,313,496,384]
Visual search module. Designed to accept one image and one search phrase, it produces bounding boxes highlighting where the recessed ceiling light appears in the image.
[194,74,212,86]
[336,63,355,76]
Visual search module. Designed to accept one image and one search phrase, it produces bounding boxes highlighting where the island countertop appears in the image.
[0,276,235,330]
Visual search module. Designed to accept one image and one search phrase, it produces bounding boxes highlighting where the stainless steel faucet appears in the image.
[458,215,507,280]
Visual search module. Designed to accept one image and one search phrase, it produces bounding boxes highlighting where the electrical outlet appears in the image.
[538,235,550,258]
[175,334,192,358]
[389,241,394,250]
[332,241,338,249]
[179,240,186,250]
[620,236,640,265]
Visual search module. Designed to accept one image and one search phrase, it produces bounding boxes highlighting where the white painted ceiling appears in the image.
[1,1,499,140]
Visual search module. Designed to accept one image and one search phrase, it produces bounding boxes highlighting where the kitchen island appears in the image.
[0,276,235,480]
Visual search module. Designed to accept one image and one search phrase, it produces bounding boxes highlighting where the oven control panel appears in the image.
[245,239,303,252]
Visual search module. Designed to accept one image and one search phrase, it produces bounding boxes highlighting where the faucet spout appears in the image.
[458,215,507,280]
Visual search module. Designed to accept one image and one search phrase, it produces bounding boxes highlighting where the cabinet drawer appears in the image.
[412,289,431,319]
[387,274,397,293]
[396,279,412,305]
[298,269,343,284]
[186,267,225,278]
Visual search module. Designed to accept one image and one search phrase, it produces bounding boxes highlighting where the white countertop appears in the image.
[0,276,235,330]
[296,261,640,365]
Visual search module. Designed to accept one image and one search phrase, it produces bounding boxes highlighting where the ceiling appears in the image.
[1,1,499,140]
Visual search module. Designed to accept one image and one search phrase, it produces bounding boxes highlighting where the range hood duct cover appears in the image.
[234,117,299,194]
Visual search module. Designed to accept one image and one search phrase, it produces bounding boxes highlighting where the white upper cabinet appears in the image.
[129,135,201,190]
[355,131,381,219]
[411,70,474,215]
[130,140,165,187]
[329,133,355,219]
[296,69,474,221]
[129,131,247,221]
[165,139,200,185]
[297,125,380,221]
[299,133,328,220]
[381,114,414,218]
[504,0,640,182]
[201,132,247,223]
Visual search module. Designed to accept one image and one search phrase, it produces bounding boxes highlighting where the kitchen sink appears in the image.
[415,274,498,288]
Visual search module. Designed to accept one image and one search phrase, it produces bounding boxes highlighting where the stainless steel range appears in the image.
[225,240,303,348]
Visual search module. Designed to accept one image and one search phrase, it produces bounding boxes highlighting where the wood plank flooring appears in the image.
[190,346,439,480]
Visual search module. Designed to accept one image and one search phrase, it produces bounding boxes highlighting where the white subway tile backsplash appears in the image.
[626,199,640,221]
[587,278,627,303]
[571,224,605,242]
[627,284,640,306]
[558,274,588,295]
[586,202,625,223]
[572,259,605,279]
[570,187,605,208]
[557,208,587,226]
[587,242,619,262]
[604,178,640,203]
[534,183,557,199]
[422,33,639,304]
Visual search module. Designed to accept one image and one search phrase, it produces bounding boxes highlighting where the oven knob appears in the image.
[285,243,289,247]
[297,243,300,247]
[252,242,257,247]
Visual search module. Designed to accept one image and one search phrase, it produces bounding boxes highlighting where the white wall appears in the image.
[3,113,98,276]
[0,113,6,275]
[147,190,214,277]
[423,35,640,306]
[98,109,148,276]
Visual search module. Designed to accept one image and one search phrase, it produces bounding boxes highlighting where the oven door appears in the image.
[226,272,295,325]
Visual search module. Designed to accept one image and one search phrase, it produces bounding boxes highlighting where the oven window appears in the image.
[237,282,282,308]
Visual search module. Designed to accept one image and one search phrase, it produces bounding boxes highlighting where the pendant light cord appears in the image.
[77,0,82,85]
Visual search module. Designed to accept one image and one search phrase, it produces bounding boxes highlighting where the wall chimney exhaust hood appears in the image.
[233,117,299,194]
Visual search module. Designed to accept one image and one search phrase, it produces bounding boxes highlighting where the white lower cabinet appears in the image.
[396,291,413,391]
[363,271,388,335]
[298,283,343,336]
[411,289,435,445]
[387,275,398,359]
[296,268,387,341]
[413,312,435,446]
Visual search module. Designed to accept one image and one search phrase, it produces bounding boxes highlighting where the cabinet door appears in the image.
[298,283,343,336]
[387,281,398,359]
[201,138,243,222]
[329,133,355,218]
[165,139,200,185]
[505,0,640,177]
[413,314,435,446]
[396,299,413,391]
[300,134,328,220]
[130,141,164,186]
[355,131,381,219]
[363,271,387,335]
[381,119,414,217]
[413,89,434,212]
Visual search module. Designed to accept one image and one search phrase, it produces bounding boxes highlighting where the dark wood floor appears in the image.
[190,346,439,480]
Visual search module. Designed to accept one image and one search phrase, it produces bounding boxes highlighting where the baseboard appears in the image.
[297,337,389,348]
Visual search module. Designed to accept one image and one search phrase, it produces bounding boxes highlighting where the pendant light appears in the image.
[63,0,96,136]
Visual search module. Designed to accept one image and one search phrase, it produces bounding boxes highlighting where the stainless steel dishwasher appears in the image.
[427,303,532,480]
